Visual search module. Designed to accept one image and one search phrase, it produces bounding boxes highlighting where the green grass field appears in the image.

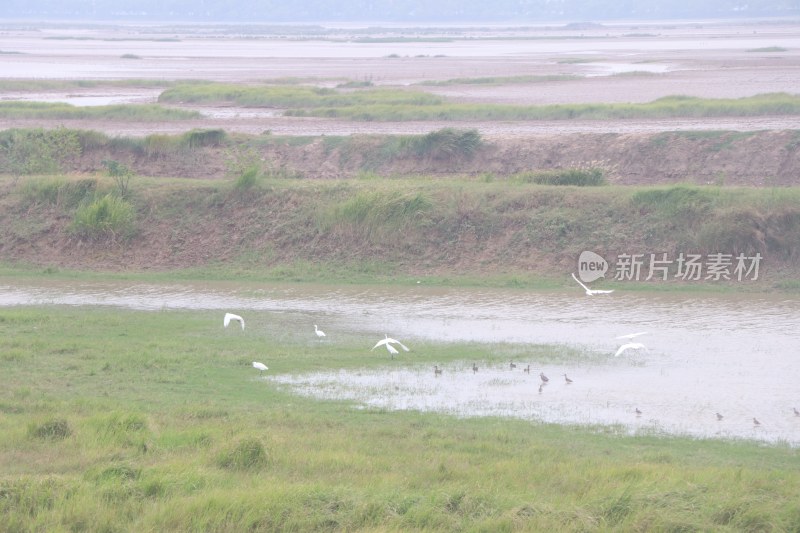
[1,306,799,532]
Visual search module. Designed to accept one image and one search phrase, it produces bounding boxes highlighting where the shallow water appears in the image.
[2,278,798,444]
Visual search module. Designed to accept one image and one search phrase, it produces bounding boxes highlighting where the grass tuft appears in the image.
[216,438,269,471]
[28,418,72,440]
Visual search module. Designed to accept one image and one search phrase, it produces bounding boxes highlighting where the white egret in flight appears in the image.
[571,273,614,295]
[371,334,409,353]
[616,332,648,340]
[224,313,245,330]
[614,342,646,357]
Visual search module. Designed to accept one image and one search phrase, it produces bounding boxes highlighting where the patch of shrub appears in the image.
[0,127,82,175]
[216,438,268,471]
[29,418,72,440]
[400,128,482,160]
[183,128,227,148]
[101,159,135,198]
[71,194,136,241]
[515,168,606,186]
[19,177,96,208]
[631,186,713,218]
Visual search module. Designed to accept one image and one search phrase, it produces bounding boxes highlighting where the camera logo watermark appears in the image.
[578,251,762,282]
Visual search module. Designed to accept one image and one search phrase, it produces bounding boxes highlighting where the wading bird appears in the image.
[716,412,724,421]
[523,365,530,374]
[371,334,409,353]
[224,312,245,330]
[571,272,614,296]
[614,342,646,357]
[434,365,443,376]
[510,361,517,370]
[538,383,545,394]
[314,324,326,338]
[635,408,642,416]
[753,417,761,426]
[794,407,799,417]
[540,372,549,383]
[472,363,478,374]
[252,361,268,373]
[563,373,573,384]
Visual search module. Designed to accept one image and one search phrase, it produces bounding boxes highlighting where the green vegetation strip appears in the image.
[159,83,800,121]
[0,101,201,120]
[285,93,800,121]
[0,306,798,531]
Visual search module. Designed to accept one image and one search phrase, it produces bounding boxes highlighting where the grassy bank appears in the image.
[1,173,799,290]
[0,101,201,121]
[1,306,798,532]
[156,83,800,121]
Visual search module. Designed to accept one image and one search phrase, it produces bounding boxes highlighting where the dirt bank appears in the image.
[67,129,800,186]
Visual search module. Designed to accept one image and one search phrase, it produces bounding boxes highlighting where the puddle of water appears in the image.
[2,278,798,444]
[0,91,159,106]
[584,62,671,77]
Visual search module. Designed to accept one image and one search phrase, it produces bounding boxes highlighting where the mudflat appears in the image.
[1,19,799,137]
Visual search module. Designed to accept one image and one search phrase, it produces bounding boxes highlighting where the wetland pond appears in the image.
[2,278,798,445]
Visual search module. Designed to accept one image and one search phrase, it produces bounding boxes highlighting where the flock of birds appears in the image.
[226,270,800,428]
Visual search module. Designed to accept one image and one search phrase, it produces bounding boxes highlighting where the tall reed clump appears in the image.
[19,177,97,209]
[514,168,606,186]
[399,128,482,160]
[71,194,136,241]
[320,190,433,241]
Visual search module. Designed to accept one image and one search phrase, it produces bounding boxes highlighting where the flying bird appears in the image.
[385,343,399,359]
[614,342,646,357]
[571,272,614,296]
[314,324,326,338]
[223,312,245,330]
[252,361,268,373]
[616,332,648,340]
[371,334,410,353]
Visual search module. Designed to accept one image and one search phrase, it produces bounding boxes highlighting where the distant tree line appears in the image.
[1,0,797,22]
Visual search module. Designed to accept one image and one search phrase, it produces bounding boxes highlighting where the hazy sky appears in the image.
[0,0,798,23]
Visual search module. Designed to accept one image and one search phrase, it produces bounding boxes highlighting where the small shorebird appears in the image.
[794,407,799,417]
[510,361,517,370]
[716,412,724,421]
[538,383,545,394]
[635,408,642,416]
[472,363,478,374]
[523,365,530,374]
[563,373,573,384]
[753,417,761,426]
[540,372,549,383]
[434,365,442,376]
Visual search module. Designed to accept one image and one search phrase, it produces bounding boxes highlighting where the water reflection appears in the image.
[2,279,798,444]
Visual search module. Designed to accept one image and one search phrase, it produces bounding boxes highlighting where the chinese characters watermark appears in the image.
[578,251,762,283]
